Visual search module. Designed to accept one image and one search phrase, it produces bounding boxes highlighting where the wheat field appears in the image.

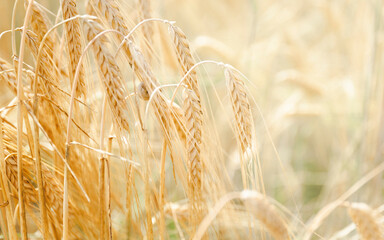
[0,0,383,239]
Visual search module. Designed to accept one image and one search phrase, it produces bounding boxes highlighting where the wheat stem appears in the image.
[16,0,36,238]
[159,140,167,240]
[99,96,107,239]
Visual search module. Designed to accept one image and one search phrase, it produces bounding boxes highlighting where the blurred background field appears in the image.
[1,0,384,239]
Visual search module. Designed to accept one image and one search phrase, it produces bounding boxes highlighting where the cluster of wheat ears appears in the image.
[0,0,383,239]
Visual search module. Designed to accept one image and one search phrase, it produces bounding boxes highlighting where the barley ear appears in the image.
[62,0,86,98]
[225,67,253,153]
[348,202,384,240]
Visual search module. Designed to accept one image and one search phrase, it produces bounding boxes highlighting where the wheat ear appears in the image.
[243,192,290,240]
[0,58,17,94]
[89,0,133,61]
[169,25,201,97]
[0,119,18,239]
[84,19,130,132]
[62,0,86,98]
[169,24,204,230]
[348,202,384,240]
[193,191,290,240]
[224,67,253,153]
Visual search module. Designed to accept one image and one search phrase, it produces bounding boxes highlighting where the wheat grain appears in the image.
[138,82,150,101]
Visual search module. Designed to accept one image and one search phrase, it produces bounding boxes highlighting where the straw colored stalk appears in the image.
[128,42,179,239]
[62,0,86,98]
[23,4,53,235]
[15,1,37,237]
[348,202,384,240]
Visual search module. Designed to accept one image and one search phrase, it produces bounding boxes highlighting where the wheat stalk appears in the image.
[23,6,53,234]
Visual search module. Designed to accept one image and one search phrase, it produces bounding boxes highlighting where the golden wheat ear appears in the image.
[62,0,87,98]
[242,191,290,240]
[88,0,134,62]
[0,58,17,94]
[224,67,253,154]
[347,202,384,240]
[83,19,130,132]
[169,25,201,96]
[25,0,55,52]
[168,24,206,232]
